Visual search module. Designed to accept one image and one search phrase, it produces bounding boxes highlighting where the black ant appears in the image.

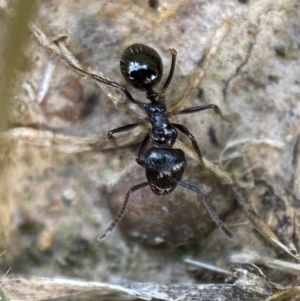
[70,44,232,240]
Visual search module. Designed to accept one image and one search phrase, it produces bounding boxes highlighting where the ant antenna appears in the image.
[97,182,149,241]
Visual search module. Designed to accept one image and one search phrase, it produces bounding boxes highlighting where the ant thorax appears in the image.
[143,102,178,148]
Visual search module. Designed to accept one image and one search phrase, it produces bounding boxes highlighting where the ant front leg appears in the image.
[107,122,143,147]
[172,123,204,167]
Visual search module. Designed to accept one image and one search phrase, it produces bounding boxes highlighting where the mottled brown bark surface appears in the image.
[0,0,300,300]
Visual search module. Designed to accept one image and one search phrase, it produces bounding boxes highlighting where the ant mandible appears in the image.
[71,43,232,240]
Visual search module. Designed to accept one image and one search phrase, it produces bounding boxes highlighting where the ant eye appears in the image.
[120,44,163,91]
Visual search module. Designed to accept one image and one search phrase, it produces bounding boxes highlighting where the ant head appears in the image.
[120,44,163,91]
[144,147,187,195]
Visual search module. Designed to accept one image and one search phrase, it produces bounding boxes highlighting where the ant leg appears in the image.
[97,181,150,240]
[172,123,204,167]
[135,134,150,166]
[108,122,143,146]
[160,48,177,95]
[169,104,222,117]
[69,64,144,106]
[176,180,233,239]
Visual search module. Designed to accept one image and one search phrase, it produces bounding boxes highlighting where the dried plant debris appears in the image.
[1,276,167,301]
[0,266,292,301]
[270,238,300,263]
[231,252,300,276]
[264,287,300,301]
[30,23,127,108]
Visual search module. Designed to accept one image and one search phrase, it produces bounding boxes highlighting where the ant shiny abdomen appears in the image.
[70,43,232,240]
[120,43,163,91]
